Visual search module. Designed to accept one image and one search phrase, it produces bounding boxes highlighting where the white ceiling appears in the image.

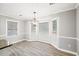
[0,3,76,20]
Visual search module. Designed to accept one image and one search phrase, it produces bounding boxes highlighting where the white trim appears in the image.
[29,21,32,40]
[77,38,79,56]
[57,47,77,55]
[8,39,26,45]
[38,20,49,23]
[50,17,59,47]
[6,19,7,37]
[57,17,59,47]
[6,20,19,22]
[59,36,77,40]
[58,36,77,55]
[51,17,58,21]
[50,42,77,55]
[36,22,39,40]
[6,19,19,38]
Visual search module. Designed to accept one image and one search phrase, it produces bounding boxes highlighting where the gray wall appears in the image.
[51,9,76,37]
[24,9,77,53]
[37,9,77,53]
[25,9,77,53]
[59,37,77,52]
[58,9,77,52]
[50,9,77,53]
[76,6,79,55]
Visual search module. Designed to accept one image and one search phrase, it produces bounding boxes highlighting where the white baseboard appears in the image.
[50,43,77,56]
[9,39,26,45]
[58,48,77,55]
[14,39,27,43]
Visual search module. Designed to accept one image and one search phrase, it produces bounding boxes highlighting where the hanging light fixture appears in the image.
[32,11,37,26]
[49,3,55,5]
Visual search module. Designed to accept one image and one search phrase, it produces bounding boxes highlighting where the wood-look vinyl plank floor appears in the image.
[0,40,75,56]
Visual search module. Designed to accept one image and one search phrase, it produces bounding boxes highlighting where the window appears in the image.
[31,23,36,32]
[7,21,17,36]
[52,20,57,33]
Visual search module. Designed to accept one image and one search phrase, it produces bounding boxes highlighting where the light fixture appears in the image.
[49,3,55,5]
[19,14,22,16]
[32,11,37,26]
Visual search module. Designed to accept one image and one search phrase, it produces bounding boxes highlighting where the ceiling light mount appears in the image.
[19,14,22,16]
[49,3,55,5]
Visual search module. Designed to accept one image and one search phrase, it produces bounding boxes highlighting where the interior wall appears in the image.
[40,9,77,53]
[76,6,79,55]
[50,9,76,37]
[24,21,31,40]
[42,9,77,53]
[0,9,77,53]
[0,15,7,36]
[0,15,25,44]
[25,9,77,53]
[58,9,77,53]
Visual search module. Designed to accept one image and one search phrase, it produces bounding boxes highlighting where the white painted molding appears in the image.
[57,47,77,55]
[8,39,26,45]
[6,19,19,37]
[59,36,77,40]
[50,42,77,56]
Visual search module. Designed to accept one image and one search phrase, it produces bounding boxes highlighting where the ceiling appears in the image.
[0,3,76,20]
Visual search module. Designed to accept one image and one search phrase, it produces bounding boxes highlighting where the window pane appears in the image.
[31,23,36,32]
[39,22,49,41]
[7,21,17,36]
[52,20,57,32]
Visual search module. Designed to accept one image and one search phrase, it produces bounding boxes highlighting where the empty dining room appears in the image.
[0,3,79,56]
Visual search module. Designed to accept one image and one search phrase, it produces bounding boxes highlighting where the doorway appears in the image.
[38,22,49,42]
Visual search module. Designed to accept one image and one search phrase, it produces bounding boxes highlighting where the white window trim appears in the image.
[6,19,19,37]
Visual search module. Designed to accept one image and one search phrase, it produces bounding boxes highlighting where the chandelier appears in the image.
[32,11,37,26]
